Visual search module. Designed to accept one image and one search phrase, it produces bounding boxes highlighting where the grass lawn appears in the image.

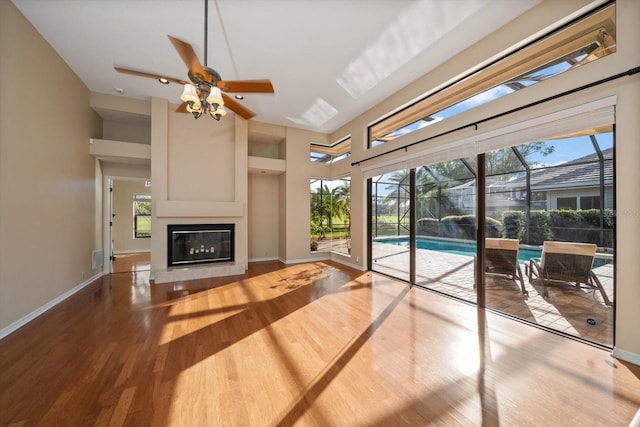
[136,216,151,237]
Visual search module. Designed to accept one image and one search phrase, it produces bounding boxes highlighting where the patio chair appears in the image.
[484,238,527,295]
[526,241,612,306]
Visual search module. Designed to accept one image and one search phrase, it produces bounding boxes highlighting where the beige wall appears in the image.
[282,127,330,261]
[248,174,279,261]
[0,1,102,330]
[103,120,150,145]
[112,180,151,253]
[167,111,235,202]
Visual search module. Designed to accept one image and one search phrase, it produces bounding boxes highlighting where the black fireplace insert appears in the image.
[167,224,234,267]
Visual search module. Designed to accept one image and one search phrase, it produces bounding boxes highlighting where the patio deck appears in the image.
[372,242,614,347]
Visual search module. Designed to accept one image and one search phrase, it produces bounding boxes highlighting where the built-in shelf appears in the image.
[89,138,150,164]
[248,156,286,175]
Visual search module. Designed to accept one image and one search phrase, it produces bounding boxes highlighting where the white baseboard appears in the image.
[280,256,328,264]
[278,256,366,271]
[114,249,151,255]
[248,256,279,263]
[630,408,640,427]
[0,272,103,340]
[330,257,366,271]
[611,346,640,366]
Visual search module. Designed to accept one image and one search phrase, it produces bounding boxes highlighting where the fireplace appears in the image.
[168,224,234,268]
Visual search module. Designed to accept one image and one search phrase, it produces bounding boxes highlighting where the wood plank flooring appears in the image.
[1,261,639,426]
[112,252,150,274]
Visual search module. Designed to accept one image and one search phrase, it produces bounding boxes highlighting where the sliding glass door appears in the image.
[370,160,478,304]
[413,160,477,304]
[367,126,614,347]
[371,171,411,282]
[483,128,614,347]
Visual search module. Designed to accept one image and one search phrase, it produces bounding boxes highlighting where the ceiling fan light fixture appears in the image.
[180,83,199,103]
[211,105,227,121]
[186,97,204,119]
[206,87,224,110]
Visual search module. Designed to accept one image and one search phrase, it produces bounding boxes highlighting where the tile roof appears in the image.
[510,148,613,189]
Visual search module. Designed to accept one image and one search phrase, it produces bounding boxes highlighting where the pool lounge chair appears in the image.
[484,238,528,295]
[526,241,612,306]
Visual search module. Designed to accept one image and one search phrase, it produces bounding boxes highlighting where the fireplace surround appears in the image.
[167,224,234,268]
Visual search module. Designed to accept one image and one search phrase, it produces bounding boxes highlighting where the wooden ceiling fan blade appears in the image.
[114,67,188,85]
[176,102,188,113]
[167,35,209,82]
[222,94,255,120]
[218,80,274,93]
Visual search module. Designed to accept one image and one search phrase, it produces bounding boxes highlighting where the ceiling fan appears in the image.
[114,0,274,120]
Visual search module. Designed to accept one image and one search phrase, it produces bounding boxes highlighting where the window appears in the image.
[310,178,351,255]
[368,4,615,147]
[133,194,151,238]
[581,196,600,209]
[557,197,578,210]
[310,137,351,164]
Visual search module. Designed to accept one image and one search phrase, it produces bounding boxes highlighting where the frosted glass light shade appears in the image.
[206,87,224,109]
[211,105,227,120]
[186,99,202,113]
[180,84,199,103]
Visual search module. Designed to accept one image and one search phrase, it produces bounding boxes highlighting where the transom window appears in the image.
[369,4,616,147]
[310,137,351,164]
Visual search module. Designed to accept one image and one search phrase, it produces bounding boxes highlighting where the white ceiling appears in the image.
[13,0,539,135]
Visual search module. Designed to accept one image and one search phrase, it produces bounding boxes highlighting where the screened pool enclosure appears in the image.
[371,127,615,347]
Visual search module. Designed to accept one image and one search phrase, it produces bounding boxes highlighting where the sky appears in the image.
[525,132,613,166]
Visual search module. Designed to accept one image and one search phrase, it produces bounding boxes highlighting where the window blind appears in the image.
[361,96,615,179]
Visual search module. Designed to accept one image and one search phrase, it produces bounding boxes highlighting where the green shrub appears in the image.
[417,217,440,236]
[546,209,613,246]
[497,208,613,247]
[502,211,524,240]
[486,217,501,238]
[578,209,603,227]
[602,208,615,247]
[527,210,552,245]
[435,215,500,240]
[549,210,582,242]
[440,215,472,239]
[603,208,614,228]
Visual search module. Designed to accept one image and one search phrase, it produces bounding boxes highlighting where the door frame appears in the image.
[102,175,151,274]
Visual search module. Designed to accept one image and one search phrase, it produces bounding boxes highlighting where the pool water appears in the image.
[374,237,610,266]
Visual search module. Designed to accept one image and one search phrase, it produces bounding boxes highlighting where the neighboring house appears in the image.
[447,147,613,217]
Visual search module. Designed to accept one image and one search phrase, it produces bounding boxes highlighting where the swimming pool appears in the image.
[374,237,609,267]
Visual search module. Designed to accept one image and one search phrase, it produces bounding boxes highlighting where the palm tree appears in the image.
[310,181,351,241]
[378,170,411,235]
[310,184,330,239]
[332,182,351,250]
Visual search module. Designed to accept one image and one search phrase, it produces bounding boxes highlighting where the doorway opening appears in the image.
[107,177,151,274]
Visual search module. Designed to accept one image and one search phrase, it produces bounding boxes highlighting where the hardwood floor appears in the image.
[1,261,639,426]
[112,252,150,274]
